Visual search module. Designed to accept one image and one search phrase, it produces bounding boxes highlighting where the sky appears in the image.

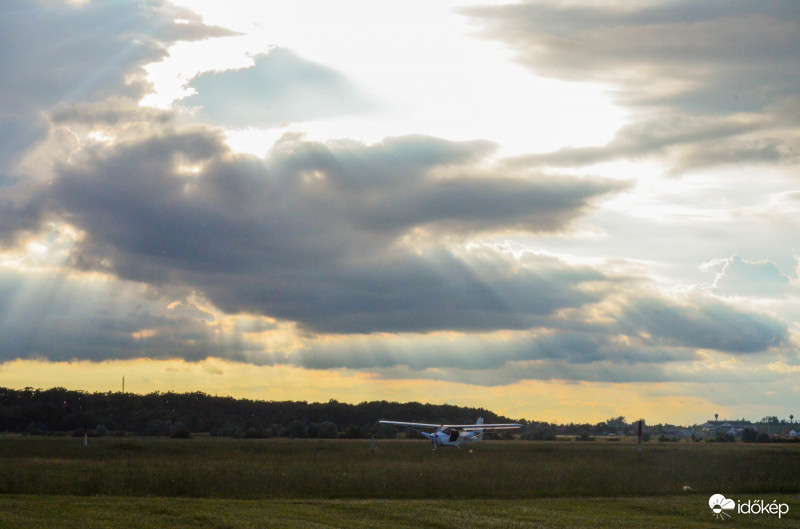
[1,0,798,425]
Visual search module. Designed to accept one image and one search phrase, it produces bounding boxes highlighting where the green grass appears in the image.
[1,437,799,527]
[2,436,798,499]
[1,495,797,528]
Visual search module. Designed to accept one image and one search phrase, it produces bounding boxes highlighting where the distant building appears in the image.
[700,420,753,435]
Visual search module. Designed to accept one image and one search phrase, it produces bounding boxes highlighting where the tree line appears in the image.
[6,387,789,441]
[0,387,514,439]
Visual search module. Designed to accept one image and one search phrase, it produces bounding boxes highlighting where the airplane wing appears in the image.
[378,420,441,429]
[449,423,522,431]
[379,420,521,430]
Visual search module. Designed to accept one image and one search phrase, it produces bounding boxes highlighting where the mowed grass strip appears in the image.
[1,437,799,499]
[1,495,798,529]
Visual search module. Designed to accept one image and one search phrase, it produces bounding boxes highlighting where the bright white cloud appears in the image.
[160,0,626,156]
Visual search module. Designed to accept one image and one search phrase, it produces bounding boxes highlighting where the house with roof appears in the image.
[700,419,753,436]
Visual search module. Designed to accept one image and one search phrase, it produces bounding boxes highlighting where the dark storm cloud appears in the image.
[49,130,623,334]
[183,48,377,126]
[466,0,800,174]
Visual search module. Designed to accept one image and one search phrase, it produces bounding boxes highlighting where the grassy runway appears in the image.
[1,436,798,527]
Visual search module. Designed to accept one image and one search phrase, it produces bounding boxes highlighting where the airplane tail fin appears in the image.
[473,418,484,442]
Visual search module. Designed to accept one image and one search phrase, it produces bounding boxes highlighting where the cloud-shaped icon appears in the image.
[709,494,735,518]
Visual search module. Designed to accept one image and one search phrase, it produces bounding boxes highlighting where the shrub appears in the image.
[145,419,172,437]
[742,428,758,442]
[25,422,48,436]
[707,430,735,442]
[279,420,307,439]
[170,421,191,439]
[341,424,367,439]
[316,421,339,439]
[243,427,269,439]
[523,424,557,441]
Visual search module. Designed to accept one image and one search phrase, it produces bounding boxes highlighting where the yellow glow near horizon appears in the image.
[0,358,727,424]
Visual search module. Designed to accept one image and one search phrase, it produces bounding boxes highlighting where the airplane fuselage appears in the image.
[422,427,483,449]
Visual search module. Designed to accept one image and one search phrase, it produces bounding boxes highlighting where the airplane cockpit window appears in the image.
[449,429,460,442]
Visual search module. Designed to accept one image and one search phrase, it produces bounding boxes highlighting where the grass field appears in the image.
[1,436,798,527]
[2,494,798,528]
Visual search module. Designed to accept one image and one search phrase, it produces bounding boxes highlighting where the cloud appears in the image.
[183,48,377,127]
[286,281,789,383]
[51,97,175,129]
[0,269,220,363]
[506,115,767,168]
[301,343,794,386]
[701,254,792,297]
[1,0,795,404]
[0,0,232,125]
[617,289,788,354]
[292,327,694,373]
[0,97,50,173]
[0,0,234,242]
[466,1,800,175]
[467,1,799,113]
[6,110,788,368]
[46,129,623,334]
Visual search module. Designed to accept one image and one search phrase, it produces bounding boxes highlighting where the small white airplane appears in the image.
[379,418,521,449]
